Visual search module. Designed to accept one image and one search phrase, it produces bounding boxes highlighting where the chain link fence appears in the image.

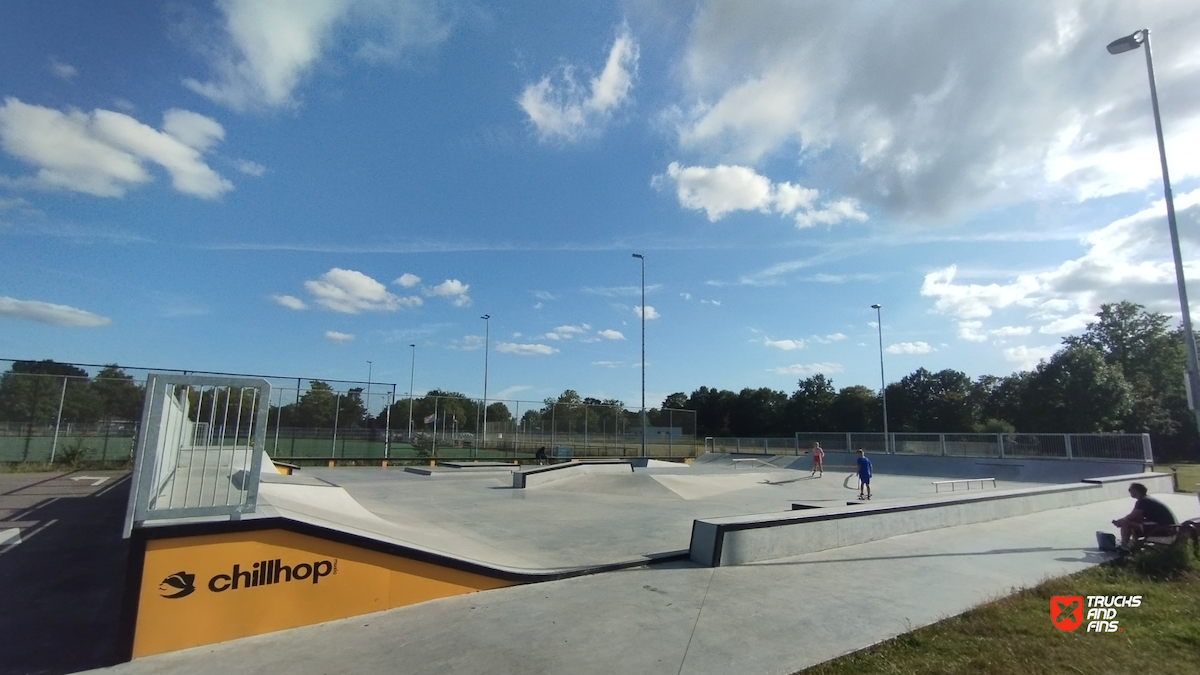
[778,431,1151,462]
[0,360,700,465]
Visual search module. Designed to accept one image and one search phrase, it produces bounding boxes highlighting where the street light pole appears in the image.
[365,360,372,427]
[871,304,888,453]
[481,314,490,452]
[407,344,416,440]
[632,253,646,458]
[1108,28,1200,447]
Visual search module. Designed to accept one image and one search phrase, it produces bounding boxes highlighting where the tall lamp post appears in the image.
[365,360,373,428]
[871,304,888,453]
[481,314,490,451]
[1107,28,1200,447]
[407,344,416,440]
[632,253,646,458]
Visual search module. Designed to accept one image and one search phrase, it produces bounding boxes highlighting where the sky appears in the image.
[3,0,1200,410]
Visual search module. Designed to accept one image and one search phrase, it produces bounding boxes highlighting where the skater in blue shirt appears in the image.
[855,449,873,500]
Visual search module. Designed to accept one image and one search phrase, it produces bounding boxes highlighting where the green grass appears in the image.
[1159,463,1200,493]
[796,547,1200,675]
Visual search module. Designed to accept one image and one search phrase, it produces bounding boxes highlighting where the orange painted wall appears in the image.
[134,529,515,657]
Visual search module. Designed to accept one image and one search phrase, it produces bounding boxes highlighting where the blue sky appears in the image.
[3,0,1200,409]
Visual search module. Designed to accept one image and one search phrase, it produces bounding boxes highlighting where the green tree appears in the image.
[1021,345,1131,432]
[886,368,975,432]
[91,365,144,423]
[0,360,92,460]
[829,385,879,432]
[789,375,836,431]
[661,392,688,410]
[1063,302,1189,438]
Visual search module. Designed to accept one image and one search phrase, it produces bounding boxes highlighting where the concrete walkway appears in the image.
[86,492,1199,675]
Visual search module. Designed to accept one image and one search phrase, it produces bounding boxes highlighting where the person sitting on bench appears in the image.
[1112,482,1176,551]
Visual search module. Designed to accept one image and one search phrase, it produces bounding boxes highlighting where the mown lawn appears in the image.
[797,546,1200,675]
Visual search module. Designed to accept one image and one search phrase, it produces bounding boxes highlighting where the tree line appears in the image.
[660,302,1196,461]
[3,301,1193,459]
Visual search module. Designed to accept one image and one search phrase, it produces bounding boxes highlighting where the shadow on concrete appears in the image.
[0,472,132,675]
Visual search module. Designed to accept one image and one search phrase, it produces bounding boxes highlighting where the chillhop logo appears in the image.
[1050,595,1084,632]
[159,571,196,599]
[207,558,336,593]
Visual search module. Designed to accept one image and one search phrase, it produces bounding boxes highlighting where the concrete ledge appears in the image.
[438,462,519,469]
[403,467,516,477]
[690,472,1173,567]
[512,460,633,488]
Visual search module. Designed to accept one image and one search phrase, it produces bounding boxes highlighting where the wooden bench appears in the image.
[932,477,996,493]
[1133,519,1200,556]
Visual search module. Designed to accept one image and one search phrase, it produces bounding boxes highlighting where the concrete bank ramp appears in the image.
[512,460,633,488]
[690,472,1174,567]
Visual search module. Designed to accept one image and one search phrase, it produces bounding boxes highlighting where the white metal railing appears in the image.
[123,374,270,537]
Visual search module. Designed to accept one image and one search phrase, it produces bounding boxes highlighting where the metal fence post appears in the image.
[997,433,1005,458]
[939,433,946,457]
[49,376,69,463]
[1064,434,1073,460]
[1141,433,1153,464]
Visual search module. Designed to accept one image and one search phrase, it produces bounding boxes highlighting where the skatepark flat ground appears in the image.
[89,491,1200,675]
[257,461,1050,570]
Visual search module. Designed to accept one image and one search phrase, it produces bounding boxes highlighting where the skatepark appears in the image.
[3,373,1197,675]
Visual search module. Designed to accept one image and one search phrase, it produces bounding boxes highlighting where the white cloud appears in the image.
[670,2,1200,219]
[271,294,307,310]
[921,265,1038,320]
[424,279,471,307]
[304,268,420,313]
[183,0,450,111]
[592,360,624,368]
[680,292,692,300]
[812,333,846,344]
[634,305,659,320]
[991,325,1032,337]
[764,337,804,351]
[1003,344,1056,370]
[598,329,625,340]
[1038,313,1093,335]
[773,362,843,376]
[324,330,355,344]
[956,321,988,342]
[886,341,934,355]
[161,109,225,151]
[0,296,110,327]
[497,342,558,356]
[48,57,77,80]
[544,324,590,340]
[922,189,1200,335]
[235,159,266,176]
[652,162,867,228]
[519,28,638,141]
[702,299,721,306]
[460,335,484,351]
[0,98,233,199]
[395,273,421,288]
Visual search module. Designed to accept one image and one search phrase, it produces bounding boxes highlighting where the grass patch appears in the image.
[1159,463,1200,493]
[796,548,1200,675]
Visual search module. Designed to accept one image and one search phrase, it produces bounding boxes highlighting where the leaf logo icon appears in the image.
[159,571,196,599]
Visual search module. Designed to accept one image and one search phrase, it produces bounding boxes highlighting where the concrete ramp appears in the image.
[536,473,682,500]
[690,472,1174,567]
[650,473,784,500]
[512,460,633,488]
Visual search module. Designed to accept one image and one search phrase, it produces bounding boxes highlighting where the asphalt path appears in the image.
[0,471,131,675]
